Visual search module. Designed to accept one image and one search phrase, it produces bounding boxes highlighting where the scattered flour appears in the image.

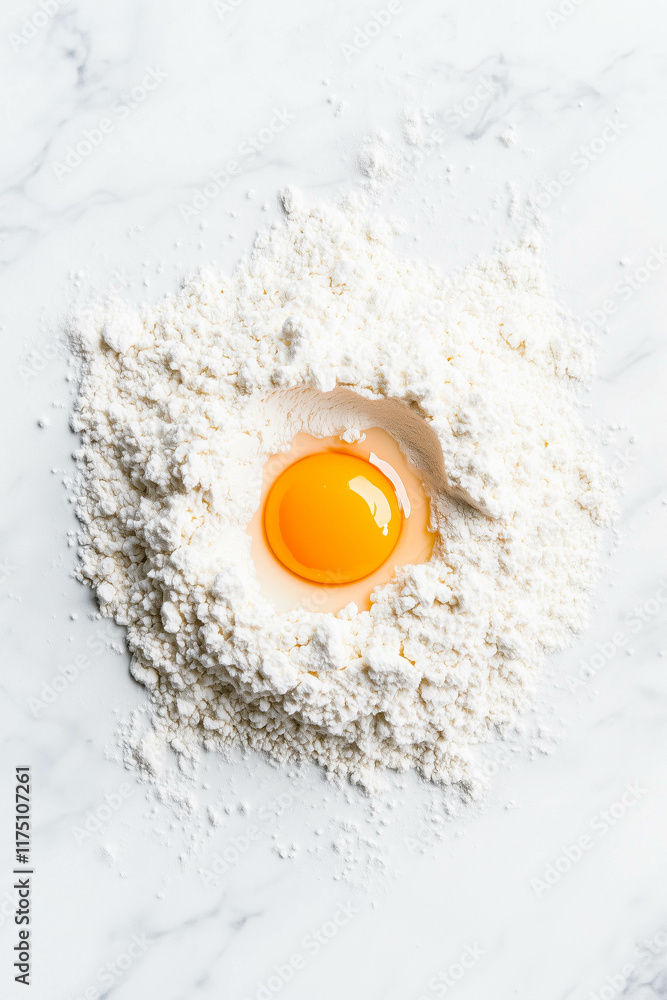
[70,188,614,792]
[359,130,399,193]
[499,126,518,147]
[402,107,434,146]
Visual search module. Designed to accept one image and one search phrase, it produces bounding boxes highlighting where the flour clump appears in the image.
[71,190,614,791]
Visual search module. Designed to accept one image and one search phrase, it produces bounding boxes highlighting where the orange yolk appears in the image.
[263,452,402,585]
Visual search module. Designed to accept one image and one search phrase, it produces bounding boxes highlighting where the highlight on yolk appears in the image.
[263,452,402,585]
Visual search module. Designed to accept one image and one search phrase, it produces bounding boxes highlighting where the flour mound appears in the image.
[71,190,613,792]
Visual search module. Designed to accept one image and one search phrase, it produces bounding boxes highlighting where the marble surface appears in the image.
[1,0,667,998]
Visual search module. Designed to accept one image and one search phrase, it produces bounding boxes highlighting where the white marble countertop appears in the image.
[1,1,667,998]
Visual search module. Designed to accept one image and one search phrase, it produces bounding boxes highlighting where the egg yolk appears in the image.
[263,452,402,585]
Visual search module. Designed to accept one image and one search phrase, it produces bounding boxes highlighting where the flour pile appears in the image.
[71,189,613,791]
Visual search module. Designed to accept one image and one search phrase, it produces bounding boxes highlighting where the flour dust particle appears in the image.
[70,188,614,792]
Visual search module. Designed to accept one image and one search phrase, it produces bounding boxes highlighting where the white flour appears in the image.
[71,189,614,792]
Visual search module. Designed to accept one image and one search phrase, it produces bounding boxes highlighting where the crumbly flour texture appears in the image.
[72,189,614,791]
